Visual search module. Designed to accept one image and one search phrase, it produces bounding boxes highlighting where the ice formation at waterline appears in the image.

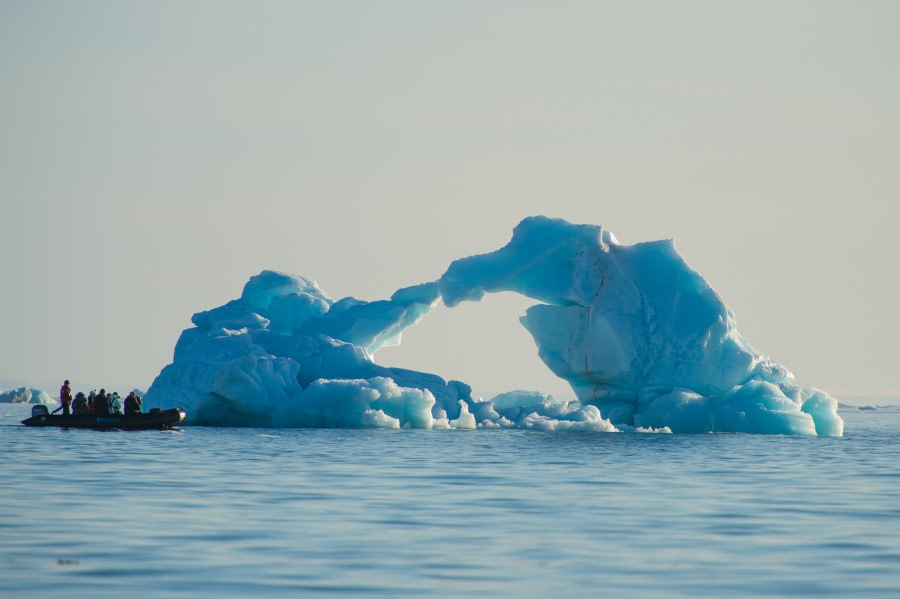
[146,216,843,435]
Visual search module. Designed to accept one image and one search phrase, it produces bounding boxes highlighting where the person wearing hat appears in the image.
[109,392,122,415]
[94,389,110,415]
[124,392,142,416]
[73,392,89,415]
[59,380,73,416]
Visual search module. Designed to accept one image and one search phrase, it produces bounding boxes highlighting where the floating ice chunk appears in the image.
[432,417,452,430]
[449,400,477,430]
[0,387,54,405]
[633,426,673,433]
[489,390,555,410]
[519,404,618,432]
[799,388,844,436]
[361,409,401,428]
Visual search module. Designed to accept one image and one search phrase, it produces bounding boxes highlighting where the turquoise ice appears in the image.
[147,216,842,435]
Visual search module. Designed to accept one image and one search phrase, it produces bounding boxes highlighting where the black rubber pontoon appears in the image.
[22,405,186,430]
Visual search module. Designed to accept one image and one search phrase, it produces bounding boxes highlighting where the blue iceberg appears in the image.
[146,216,843,435]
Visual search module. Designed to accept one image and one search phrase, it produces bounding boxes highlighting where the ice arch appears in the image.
[376,290,572,398]
[146,216,843,435]
[437,216,841,436]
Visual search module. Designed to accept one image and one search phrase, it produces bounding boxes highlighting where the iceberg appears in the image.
[146,216,843,435]
[0,387,54,405]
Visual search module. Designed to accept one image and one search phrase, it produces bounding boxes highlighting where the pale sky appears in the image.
[1,1,898,400]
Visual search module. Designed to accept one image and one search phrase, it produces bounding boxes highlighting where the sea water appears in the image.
[1,404,898,598]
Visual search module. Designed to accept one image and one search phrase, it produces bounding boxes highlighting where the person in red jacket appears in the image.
[59,380,73,416]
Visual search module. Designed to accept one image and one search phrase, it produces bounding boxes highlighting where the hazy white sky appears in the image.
[1,1,898,399]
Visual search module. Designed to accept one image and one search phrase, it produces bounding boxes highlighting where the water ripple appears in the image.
[1,406,898,597]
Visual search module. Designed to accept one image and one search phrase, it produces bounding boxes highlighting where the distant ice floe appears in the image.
[838,403,881,411]
[0,387,54,405]
[147,216,843,436]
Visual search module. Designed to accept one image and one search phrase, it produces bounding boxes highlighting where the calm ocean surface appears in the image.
[2,403,898,598]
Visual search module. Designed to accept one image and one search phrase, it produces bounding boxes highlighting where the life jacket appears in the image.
[60,386,72,405]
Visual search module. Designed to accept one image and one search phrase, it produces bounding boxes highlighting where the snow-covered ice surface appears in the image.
[147,216,842,435]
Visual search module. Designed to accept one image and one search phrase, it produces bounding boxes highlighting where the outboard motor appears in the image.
[31,404,49,417]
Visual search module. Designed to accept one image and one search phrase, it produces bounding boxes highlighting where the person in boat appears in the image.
[94,389,110,415]
[59,380,73,416]
[109,392,122,415]
[73,392,89,415]
[124,392,142,416]
[87,390,96,414]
